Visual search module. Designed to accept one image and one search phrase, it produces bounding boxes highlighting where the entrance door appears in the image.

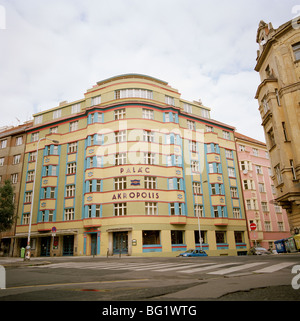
[113,232,128,254]
[91,233,97,256]
[40,237,51,256]
[63,235,74,256]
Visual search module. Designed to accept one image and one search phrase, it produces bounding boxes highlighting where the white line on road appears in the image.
[180,262,240,274]
[154,263,215,272]
[208,262,267,275]
[253,262,296,273]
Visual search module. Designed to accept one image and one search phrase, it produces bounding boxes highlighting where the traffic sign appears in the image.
[51,227,56,233]
[250,223,257,231]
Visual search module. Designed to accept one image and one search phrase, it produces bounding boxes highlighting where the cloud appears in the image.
[0,0,297,141]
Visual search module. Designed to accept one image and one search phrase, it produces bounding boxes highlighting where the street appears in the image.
[0,254,299,302]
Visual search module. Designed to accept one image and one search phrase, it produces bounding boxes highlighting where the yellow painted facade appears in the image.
[15,74,249,257]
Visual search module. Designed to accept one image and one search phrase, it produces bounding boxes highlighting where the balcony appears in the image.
[214,218,228,226]
[170,215,187,225]
[83,218,102,228]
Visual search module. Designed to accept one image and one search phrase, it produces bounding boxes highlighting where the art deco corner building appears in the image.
[15,74,250,257]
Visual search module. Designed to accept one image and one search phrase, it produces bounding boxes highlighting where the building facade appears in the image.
[0,122,32,256]
[255,19,300,234]
[235,132,291,249]
[15,74,249,257]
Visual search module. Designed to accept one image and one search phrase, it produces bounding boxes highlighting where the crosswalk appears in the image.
[34,260,298,276]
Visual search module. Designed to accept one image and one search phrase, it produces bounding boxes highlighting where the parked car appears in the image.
[248,247,271,255]
[178,249,208,257]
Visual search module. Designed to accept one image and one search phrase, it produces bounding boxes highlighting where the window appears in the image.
[278,222,284,231]
[165,95,175,106]
[194,204,204,218]
[267,127,275,148]
[292,42,300,61]
[246,200,252,210]
[234,232,244,244]
[68,142,77,153]
[12,154,21,165]
[233,208,240,218]
[264,221,271,231]
[23,213,30,225]
[215,231,226,244]
[274,164,283,184]
[142,108,154,120]
[223,131,230,139]
[193,182,202,195]
[115,130,126,143]
[253,148,259,156]
[191,160,199,172]
[261,201,268,212]
[262,97,269,114]
[144,153,155,165]
[213,206,219,217]
[91,95,101,106]
[275,88,281,106]
[190,141,197,152]
[115,88,152,99]
[115,153,126,165]
[70,121,78,132]
[240,160,252,171]
[187,120,195,130]
[64,208,74,221]
[0,157,4,166]
[50,127,58,134]
[143,231,160,245]
[66,185,75,197]
[67,162,76,174]
[239,145,245,152]
[27,170,34,181]
[230,187,238,198]
[255,165,262,174]
[31,132,39,142]
[170,203,175,215]
[225,149,233,158]
[258,183,265,193]
[144,176,156,189]
[183,103,192,113]
[145,202,157,215]
[206,125,214,132]
[114,203,127,216]
[48,210,54,222]
[87,205,92,218]
[114,177,126,190]
[143,130,154,142]
[53,109,61,119]
[34,115,43,125]
[16,136,23,145]
[171,230,184,244]
[282,122,289,141]
[228,167,235,177]
[114,109,125,120]
[202,109,210,118]
[29,152,37,162]
[25,191,32,203]
[290,160,297,180]
[95,205,101,217]
[71,103,81,114]
[11,173,18,184]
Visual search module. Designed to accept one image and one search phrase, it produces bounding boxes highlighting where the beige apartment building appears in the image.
[0,122,32,256]
[255,19,300,234]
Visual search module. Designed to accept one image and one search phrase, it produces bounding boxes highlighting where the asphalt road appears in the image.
[0,254,300,302]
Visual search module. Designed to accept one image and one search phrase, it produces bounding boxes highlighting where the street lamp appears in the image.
[24,137,59,261]
[197,180,207,251]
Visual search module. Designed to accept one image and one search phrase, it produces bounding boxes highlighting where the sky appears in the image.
[0,0,299,142]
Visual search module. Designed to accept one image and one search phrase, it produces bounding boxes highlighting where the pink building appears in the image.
[235,132,291,250]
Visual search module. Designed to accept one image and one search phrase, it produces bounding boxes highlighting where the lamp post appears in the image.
[197,180,207,251]
[24,137,59,261]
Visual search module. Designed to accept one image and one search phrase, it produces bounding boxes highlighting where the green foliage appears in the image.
[0,180,15,232]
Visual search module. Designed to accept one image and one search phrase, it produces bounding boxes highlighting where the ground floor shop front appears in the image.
[13,217,250,257]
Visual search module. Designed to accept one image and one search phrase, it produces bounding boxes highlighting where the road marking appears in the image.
[5,279,149,290]
[154,263,215,272]
[253,262,296,273]
[133,263,186,271]
[180,262,240,274]
[208,262,267,275]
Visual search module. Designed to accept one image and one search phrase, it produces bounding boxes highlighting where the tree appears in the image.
[0,180,15,232]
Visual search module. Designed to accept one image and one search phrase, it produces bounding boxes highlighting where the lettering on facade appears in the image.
[112,192,159,200]
[120,167,150,174]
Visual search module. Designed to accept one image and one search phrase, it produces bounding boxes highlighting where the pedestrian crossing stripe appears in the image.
[34,260,298,275]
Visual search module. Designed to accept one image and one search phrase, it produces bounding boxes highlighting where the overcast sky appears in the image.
[0,0,298,142]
